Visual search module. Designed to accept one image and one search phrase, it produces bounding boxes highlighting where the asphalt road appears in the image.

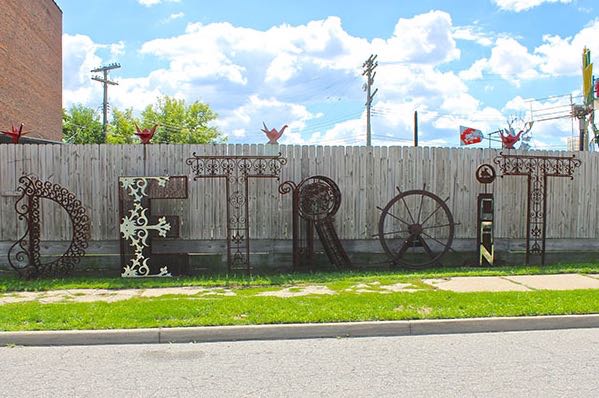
[1,328,598,397]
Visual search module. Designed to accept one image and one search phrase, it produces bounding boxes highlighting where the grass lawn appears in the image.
[1,290,599,332]
[1,262,599,293]
[1,262,599,332]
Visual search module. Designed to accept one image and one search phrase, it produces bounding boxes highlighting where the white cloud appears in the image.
[452,26,494,47]
[493,0,573,12]
[459,58,488,80]
[63,34,106,108]
[215,95,317,145]
[535,19,599,76]
[376,10,460,65]
[162,12,185,24]
[459,37,541,86]
[110,41,126,57]
[308,118,366,146]
[458,18,599,88]
[488,38,541,83]
[265,53,299,83]
[138,0,180,7]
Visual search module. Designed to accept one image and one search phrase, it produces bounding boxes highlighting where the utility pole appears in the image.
[573,104,590,151]
[576,47,595,151]
[414,111,418,147]
[362,54,378,147]
[91,63,121,143]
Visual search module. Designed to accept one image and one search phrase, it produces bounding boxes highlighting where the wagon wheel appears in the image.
[377,188,455,269]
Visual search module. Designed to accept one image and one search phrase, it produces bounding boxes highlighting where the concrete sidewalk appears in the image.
[423,273,599,292]
[2,273,599,305]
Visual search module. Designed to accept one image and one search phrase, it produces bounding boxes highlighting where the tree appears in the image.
[62,105,103,144]
[107,108,136,144]
[140,96,224,144]
[62,96,224,144]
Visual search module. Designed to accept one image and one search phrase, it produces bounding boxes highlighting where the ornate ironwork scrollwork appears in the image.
[186,153,287,274]
[493,152,582,265]
[7,176,90,279]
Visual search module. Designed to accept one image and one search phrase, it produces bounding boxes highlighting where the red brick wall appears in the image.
[0,0,62,141]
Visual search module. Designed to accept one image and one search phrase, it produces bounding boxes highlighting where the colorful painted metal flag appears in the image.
[459,126,483,145]
[583,47,594,106]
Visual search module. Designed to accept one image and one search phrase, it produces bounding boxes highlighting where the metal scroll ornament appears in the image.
[186,153,287,274]
[493,152,582,265]
[119,176,189,278]
[7,176,90,278]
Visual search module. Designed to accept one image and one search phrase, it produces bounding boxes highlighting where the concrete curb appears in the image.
[1,314,599,347]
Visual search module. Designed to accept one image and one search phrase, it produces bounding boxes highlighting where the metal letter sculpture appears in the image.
[377,186,456,269]
[475,164,496,266]
[279,176,351,271]
[493,152,582,265]
[119,176,189,277]
[186,154,287,274]
[8,176,90,278]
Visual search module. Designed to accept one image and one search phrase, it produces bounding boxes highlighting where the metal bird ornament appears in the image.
[261,122,287,144]
[1,123,29,143]
[499,130,523,149]
[500,120,534,149]
[135,124,158,144]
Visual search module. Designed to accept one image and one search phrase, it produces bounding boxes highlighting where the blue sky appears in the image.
[56,0,598,149]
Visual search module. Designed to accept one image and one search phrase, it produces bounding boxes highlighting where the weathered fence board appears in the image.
[0,144,598,243]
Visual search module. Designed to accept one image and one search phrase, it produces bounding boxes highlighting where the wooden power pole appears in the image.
[414,111,418,147]
[91,63,121,143]
[362,54,378,147]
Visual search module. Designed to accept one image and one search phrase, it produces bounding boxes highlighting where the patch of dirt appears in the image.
[0,286,236,305]
[417,306,433,316]
[257,285,336,298]
[345,281,420,294]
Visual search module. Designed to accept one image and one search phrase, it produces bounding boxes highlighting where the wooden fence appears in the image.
[0,144,598,244]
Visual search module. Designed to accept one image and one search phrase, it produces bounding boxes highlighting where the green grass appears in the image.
[1,263,599,331]
[1,289,599,331]
[1,262,599,293]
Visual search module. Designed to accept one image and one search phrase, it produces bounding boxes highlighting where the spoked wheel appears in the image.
[377,188,455,269]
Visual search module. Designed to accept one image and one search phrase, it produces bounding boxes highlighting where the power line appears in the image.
[526,93,582,102]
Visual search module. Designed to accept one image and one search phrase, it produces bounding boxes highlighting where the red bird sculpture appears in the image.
[1,123,28,144]
[261,122,287,144]
[500,130,523,149]
[135,124,158,144]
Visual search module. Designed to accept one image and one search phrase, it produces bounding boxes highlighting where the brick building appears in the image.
[0,0,62,142]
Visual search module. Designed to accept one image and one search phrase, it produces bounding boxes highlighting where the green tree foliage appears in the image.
[140,96,224,144]
[62,105,103,144]
[62,96,224,144]
[107,108,136,144]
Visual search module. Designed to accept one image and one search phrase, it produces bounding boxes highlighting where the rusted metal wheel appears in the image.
[296,176,341,222]
[378,188,455,269]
